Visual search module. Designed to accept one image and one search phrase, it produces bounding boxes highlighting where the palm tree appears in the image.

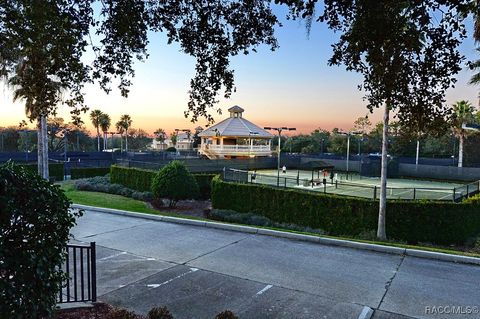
[451,100,475,168]
[154,128,166,142]
[116,120,125,152]
[119,114,132,152]
[90,110,103,151]
[99,113,111,151]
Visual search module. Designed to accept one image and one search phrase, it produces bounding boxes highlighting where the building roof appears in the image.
[199,106,273,138]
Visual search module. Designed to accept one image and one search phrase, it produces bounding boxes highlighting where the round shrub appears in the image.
[151,161,199,207]
[148,306,174,319]
[215,310,238,319]
[165,147,177,152]
[0,162,81,318]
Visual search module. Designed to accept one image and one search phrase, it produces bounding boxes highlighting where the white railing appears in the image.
[201,144,271,154]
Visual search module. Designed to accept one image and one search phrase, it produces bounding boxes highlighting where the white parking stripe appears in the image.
[357,306,373,319]
[255,284,273,296]
[147,268,199,289]
[97,251,127,261]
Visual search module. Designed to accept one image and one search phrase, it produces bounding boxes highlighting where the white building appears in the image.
[198,105,273,159]
[150,132,194,151]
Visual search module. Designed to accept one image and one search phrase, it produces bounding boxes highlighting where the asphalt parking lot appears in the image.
[71,209,480,319]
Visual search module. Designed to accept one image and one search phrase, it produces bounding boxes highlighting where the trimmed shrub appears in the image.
[0,162,80,318]
[111,165,155,192]
[210,209,325,234]
[192,173,216,199]
[71,167,110,179]
[148,307,174,319]
[74,176,153,202]
[211,176,480,245]
[464,193,480,205]
[110,165,215,199]
[215,310,238,319]
[166,147,176,152]
[21,162,64,181]
[105,309,141,319]
[151,161,199,207]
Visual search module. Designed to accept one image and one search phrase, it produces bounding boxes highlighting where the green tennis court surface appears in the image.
[241,169,472,201]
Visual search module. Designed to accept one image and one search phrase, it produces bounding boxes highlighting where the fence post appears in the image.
[466,184,470,198]
[373,186,377,200]
[413,188,416,200]
[453,187,456,202]
[90,242,97,302]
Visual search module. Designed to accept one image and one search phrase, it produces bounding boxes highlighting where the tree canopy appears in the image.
[1,0,281,125]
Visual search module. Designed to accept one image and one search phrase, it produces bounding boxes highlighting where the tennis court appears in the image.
[224,169,479,201]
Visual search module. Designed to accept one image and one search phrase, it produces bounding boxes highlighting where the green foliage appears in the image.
[194,173,216,199]
[75,176,153,202]
[111,165,155,192]
[71,167,110,179]
[148,306,174,319]
[22,162,64,181]
[215,310,238,319]
[0,162,80,318]
[105,308,140,319]
[110,165,214,199]
[151,161,199,207]
[166,147,177,152]
[210,209,326,235]
[464,193,480,204]
[212,177,480,245]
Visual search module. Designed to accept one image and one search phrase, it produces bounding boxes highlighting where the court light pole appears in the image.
[264,126,296,186]
[338,130,362,172]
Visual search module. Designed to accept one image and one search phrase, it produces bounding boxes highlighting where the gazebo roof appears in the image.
[199,106,273,138]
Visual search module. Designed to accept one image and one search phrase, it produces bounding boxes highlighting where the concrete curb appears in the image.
[72,204,480,266]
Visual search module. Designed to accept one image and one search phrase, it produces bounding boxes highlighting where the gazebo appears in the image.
[198,106,273,159]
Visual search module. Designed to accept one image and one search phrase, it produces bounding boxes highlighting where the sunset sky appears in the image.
[1,5,478,136]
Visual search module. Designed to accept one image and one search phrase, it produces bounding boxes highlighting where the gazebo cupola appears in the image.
[229,105,244,118]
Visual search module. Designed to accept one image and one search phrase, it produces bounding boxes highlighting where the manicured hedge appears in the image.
[110,165,216,199]
[71,167,110,180]
[194,173,217,199]
[110,165,154,192]
[22,163,64,181]
[211,176,480,245]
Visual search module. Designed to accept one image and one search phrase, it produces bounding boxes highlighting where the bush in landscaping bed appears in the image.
[464,193,480,205]
[152,161,199,207]
[215,310,238,319]
[148,307,174,319]
[71,167,110,179]
[74,176,153,202]
[0,162,80,318]
[211,176,480,245]
[110,165,215,199]
[210,209,326,234]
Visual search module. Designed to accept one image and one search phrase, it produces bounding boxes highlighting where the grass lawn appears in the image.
[59,181,204,219]
[58,181,480,259]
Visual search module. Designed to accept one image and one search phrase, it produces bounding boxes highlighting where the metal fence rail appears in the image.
[58,242,97,304]
[223,169,480,202]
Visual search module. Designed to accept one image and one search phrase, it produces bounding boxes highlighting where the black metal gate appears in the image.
[58,242,97,303]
